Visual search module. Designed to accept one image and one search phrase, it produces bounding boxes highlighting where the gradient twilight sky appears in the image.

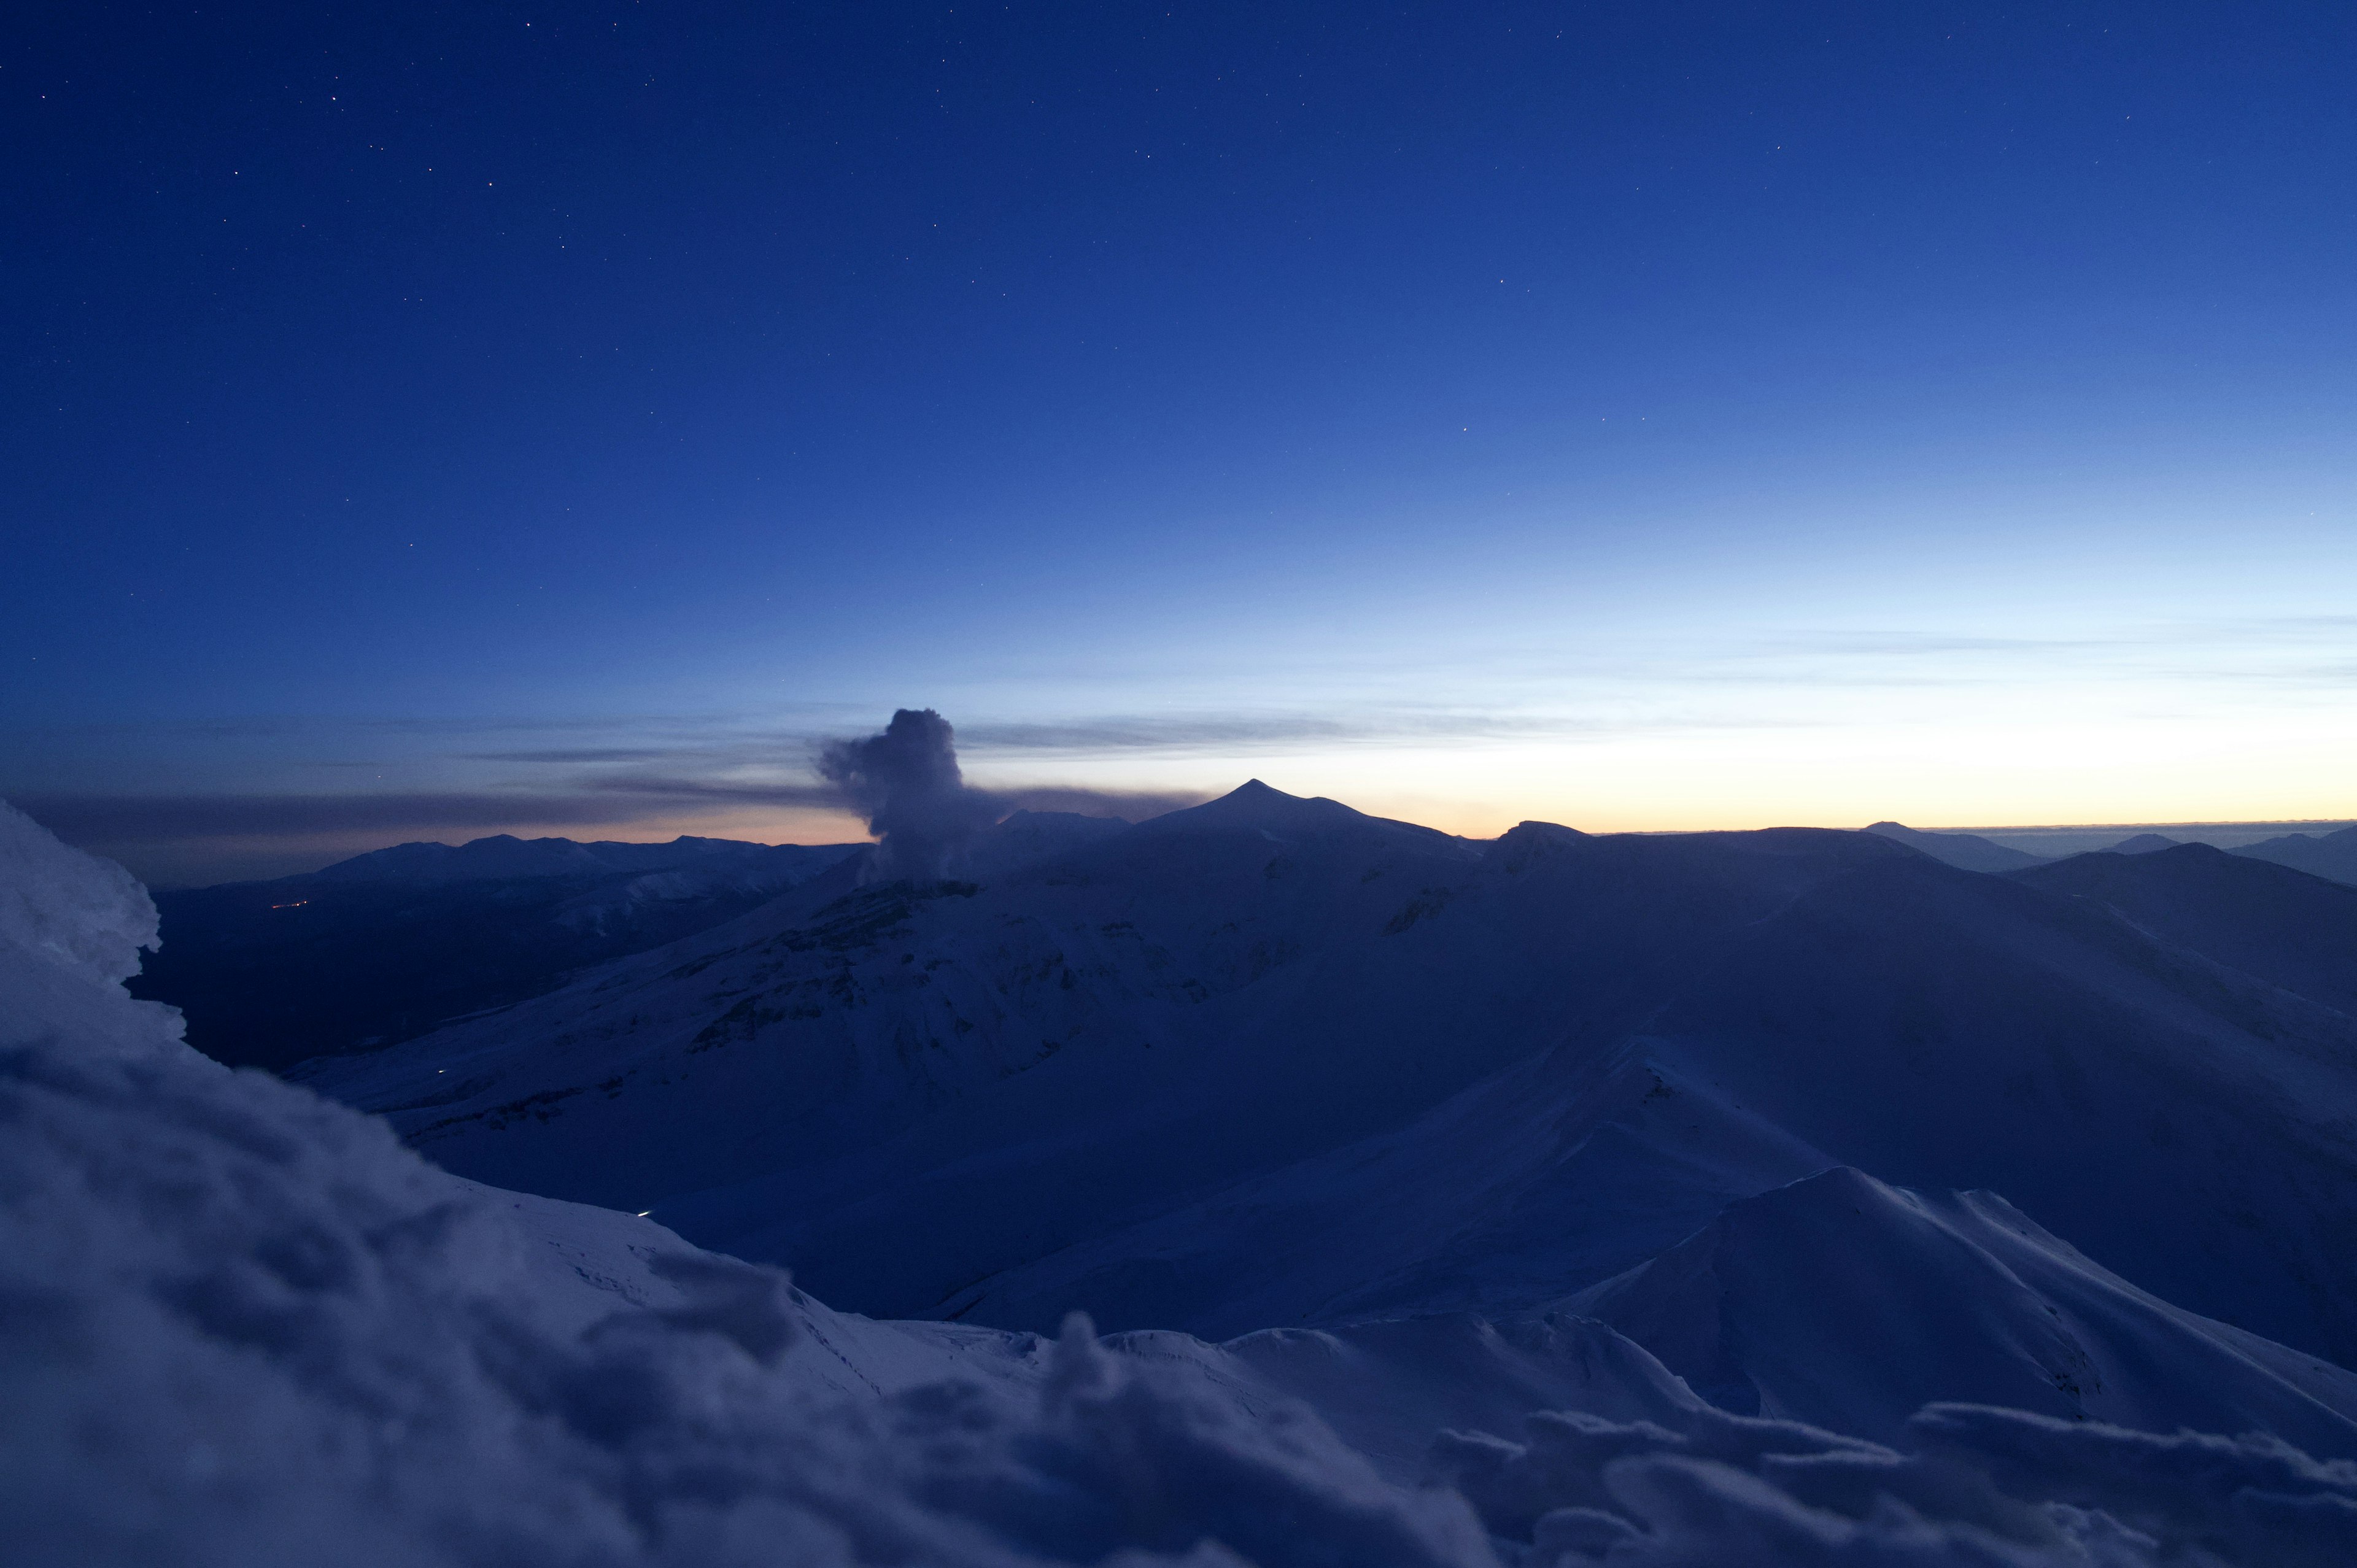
[7,2,2354,883]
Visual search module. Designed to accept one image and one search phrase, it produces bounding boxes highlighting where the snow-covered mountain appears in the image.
[11,795,2357,1565]
[1565,1165,2357,1454]
[303,782,2357,1376]
[130,832,863,1069]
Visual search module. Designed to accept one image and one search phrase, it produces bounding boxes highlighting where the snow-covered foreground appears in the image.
[11,801,2357,1562]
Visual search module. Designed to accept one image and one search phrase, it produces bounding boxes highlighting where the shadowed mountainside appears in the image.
[130,833,861,1069]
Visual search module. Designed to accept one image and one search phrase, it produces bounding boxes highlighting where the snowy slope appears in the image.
[918,843,2357,1358]
[1643,851,2357,1363]
[0,800,1493,1565]
[912,1033,1834,1340]
[2010,841,2357,1017]
[1565,1167,2357,1454]
[14,797,2357,1565]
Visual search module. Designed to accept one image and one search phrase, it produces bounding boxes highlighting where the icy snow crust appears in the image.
[12,799,2357,1564]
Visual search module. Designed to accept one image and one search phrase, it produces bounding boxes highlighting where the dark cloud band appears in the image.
[8,779,1209,849]
[7,792,685,844]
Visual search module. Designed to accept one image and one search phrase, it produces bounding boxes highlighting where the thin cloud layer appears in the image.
[6,703,1220,887]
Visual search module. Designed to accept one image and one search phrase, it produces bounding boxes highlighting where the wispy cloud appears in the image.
[573,771,1211,822]
[575,775,842,807]
[996,786,1213,819]
[954,711,1587,755]
[456,747,683,763]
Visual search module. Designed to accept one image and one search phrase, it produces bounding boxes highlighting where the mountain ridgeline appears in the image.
[296,784,2357,1380]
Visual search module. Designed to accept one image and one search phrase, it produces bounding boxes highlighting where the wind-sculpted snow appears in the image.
[1,797,160,993]
[9,799,2357,1564]
[0,797,183,1063]
[1431,1400,2357,1566]
[0,1030,1490,1565]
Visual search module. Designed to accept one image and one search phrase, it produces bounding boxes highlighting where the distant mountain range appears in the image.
[298,782,2357,1380]
[139,812,2357,1087]
[306,831,822,886]
[2234,822,2357,886]
[1862,820,2049,871]
[1870,819,2357,886]
[130,832,862,1070]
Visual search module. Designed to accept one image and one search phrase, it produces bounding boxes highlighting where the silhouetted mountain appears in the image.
[2102,830,2168,858]
[2233,822,2357,888]
[2011,841,2357,1017]
[1862,821,2051,871]
[310,831,806,885]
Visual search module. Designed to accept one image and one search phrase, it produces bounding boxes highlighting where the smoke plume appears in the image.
[818,709,1004,881]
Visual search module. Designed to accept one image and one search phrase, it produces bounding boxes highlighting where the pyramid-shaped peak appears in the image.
[1138,779,1471,854]
[1153,778,1349,832]
[1201,778,1314,811]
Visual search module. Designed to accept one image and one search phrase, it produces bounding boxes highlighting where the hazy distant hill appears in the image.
[1862,820,2051,871]
[309,831,804,885]
[2233,823,2357,887]
[130,833,862,1070]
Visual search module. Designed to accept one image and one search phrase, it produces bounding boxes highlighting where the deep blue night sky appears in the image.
[7,2,2353,882]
